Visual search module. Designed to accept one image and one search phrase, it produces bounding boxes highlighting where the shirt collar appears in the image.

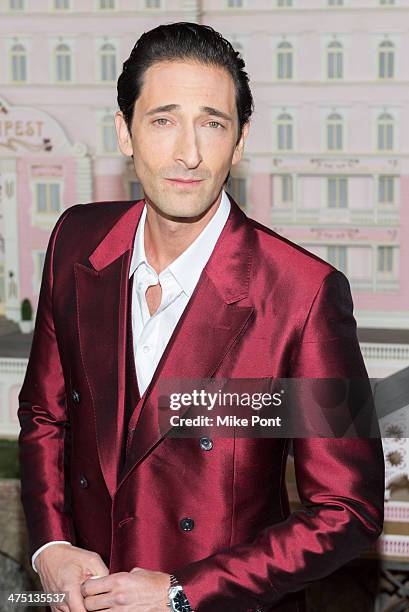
[129,189,231,297]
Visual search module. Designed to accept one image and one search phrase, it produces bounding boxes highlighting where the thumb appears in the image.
[84,557,109,579]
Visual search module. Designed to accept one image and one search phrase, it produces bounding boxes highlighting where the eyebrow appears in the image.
[145,104,233,122]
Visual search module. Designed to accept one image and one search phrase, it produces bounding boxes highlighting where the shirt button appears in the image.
[179,517,194,531]
[72,389,80,403]
[142,345,150,353]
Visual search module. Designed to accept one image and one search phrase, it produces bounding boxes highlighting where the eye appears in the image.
[208,121,223,129]
[153,118,170,126]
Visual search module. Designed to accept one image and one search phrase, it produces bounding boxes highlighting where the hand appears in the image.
[81,567,171,611]
[35,543,109,612]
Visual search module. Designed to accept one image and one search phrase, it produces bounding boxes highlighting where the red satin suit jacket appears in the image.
[18,195,384,612]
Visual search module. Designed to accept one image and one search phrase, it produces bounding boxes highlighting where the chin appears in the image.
[153,198,213,220]
[164,206,210,221]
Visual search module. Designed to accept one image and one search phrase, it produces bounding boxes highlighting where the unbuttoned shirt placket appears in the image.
[133,261,185,396]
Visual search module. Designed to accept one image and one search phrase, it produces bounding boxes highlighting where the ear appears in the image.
[231,121,250,167]
[115,111,133,157]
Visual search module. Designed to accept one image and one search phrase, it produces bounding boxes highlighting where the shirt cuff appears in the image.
[31,541,72,573]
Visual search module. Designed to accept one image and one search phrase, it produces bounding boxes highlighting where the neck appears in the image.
[143,192,223,274]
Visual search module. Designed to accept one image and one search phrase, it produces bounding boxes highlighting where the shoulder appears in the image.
[51,199,143,260]
[53,198,142,238]
[243,214,354,339]
[60,199,140,226]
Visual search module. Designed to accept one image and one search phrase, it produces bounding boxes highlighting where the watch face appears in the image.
[172,589,192,612]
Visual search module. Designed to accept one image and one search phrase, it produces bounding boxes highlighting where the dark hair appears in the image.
[117,22,254,145]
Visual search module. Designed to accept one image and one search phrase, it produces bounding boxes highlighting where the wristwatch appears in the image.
[167,574,194,612]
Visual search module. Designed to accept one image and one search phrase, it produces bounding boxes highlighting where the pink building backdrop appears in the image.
[2,4,409,599]
[0,0,409,438]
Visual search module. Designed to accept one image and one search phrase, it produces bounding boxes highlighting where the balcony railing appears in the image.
[360,343,409,362]
[350,278,400,293]
[0,358,27,375]
[271,206,400,226]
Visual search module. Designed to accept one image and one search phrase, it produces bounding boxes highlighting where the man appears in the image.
[18,22,384,612]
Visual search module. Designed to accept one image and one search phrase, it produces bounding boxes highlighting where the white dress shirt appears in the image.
[130,189,230,396]
[31,189,231,571]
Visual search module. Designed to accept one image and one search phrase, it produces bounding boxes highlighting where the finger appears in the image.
[81,576,112,598]
[66,588,87,612]
[84,593,113,611]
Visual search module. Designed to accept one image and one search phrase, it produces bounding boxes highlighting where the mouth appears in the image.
[165,178,204,187]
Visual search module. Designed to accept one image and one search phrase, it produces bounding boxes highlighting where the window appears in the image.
[377,246,394,273]
[145,0,161,6]
[327,177,347,208]
[327,112,343,151]
[378,40,394,79]
[378,176,395,205]
[99,0,115,8]
[36,183,61,214]
[101,115,117,153]
[281,175,293,203]
[54,0,69,8]
[328,0,343,5]
[227,0,243,6]
[226,177,247,208]
[327,246,347,273]
[327,41,343,79]
[130,181,144,200]
[9,0,25,10]
[277,41,293,80]
[10,44,27,82]
[100,43,116,81]
[377,112,394,151]
[277,0,292,6]
[55,43,72,82]
[277,113,293,151]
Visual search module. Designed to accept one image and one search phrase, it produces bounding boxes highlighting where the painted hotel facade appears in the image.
[1,0,409,436]
[0,0,407,326]
[207,0,408,332]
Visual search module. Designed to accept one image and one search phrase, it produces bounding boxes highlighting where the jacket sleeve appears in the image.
[172,270,385,612]
[18,207,77,558]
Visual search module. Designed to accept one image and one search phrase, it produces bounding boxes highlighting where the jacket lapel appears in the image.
[75,195,256,498]
[75,202,144,498]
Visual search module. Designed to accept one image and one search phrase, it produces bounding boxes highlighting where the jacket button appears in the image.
[199,437,213,451]
[72,389,80,403]
[79,475,88,488]
[179,517,194,531]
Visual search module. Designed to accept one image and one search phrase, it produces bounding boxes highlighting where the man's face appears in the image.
[115,59,249,219]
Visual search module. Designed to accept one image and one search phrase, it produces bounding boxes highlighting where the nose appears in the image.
[174,122,202,170]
